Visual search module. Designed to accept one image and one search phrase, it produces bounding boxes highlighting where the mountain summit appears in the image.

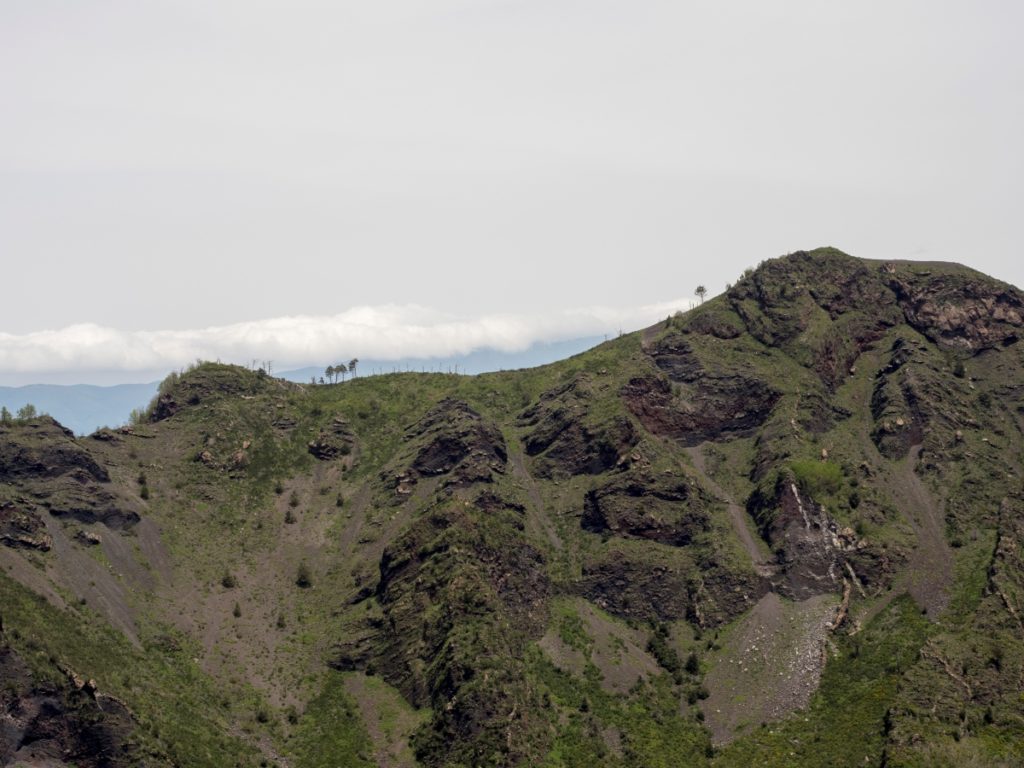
[2,248,1022,767]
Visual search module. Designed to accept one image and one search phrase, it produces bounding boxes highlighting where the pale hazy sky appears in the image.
[1,1,1022,379]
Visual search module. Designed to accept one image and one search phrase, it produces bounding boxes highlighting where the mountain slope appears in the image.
[1,248,1022,767]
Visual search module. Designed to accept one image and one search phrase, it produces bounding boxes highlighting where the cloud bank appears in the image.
[0,299,692,376]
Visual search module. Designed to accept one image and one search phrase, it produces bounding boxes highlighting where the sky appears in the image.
[2,1,1022,383]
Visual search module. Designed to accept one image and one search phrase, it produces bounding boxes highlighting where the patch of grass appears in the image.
[289,671,375,767]
[790,459,843,498]
[529,645,711,767]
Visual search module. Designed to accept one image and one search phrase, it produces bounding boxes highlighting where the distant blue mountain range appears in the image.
[0,382,160,437]
[0,336,602,436]
[280,336,605,382]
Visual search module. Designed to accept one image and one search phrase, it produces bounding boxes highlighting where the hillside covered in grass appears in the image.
[2,248,1023,767]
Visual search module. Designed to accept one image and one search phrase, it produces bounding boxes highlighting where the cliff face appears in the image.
[2,249,1023,767]
[0,634,140,768]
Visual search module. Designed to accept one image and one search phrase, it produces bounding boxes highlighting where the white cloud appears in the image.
[0,298,692,376]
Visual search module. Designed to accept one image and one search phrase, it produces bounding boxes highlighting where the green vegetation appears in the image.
[789,459,843,498]
[0,402,45,422]
[290,672,374,767]
[532,649,711,766]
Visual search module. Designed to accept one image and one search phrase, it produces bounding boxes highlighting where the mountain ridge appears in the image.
[0,337,606,437]
[1,247,1022,767]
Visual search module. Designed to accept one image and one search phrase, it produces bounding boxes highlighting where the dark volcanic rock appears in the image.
[520,376,638,478]
[728,251,901,348]
[0,639,140,767]
[307,417,355,460]
[41,484,141,529]
[726,251,902,389]
[624,334,780,446]
[622,372,778,447]
[406,398,508,487]
[582,473,712,546]
[870,339,928,459]
[529,415,636,478]
[578,548,693,622]
[0,419,140,531]
[578,545,764,627]
[684,309,743,339]
[761,479,846,599]
[0,418,109,483]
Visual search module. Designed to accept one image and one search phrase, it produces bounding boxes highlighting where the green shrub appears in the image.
[684,651,700,675]
[296,562,312,588]
[647,627,683,679]
[790,459,843,497]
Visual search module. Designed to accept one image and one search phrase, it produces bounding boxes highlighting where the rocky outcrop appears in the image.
[761,480,847,599]
[39,483,141,529]
[749,476,893,600]
[622,372,778,447]
[582,473,711,546]
[307,416,355,460]
[0,640,140,767]
[870,339,928,459]
[624,333,781,446]
[336,494,550,765]
[579,543,764,627]
[0,501,52,551]
[0,418,109,483]
[884,262,1024,351]
[728,250,901,347]
[405,398,507,487]
[684,309,743,339]
[578,547,693,622]
[726,251,903,389]
[0,420,140,531]
[520,377,638,478]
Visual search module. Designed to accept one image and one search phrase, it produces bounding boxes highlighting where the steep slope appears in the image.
[2,248,1023,767]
